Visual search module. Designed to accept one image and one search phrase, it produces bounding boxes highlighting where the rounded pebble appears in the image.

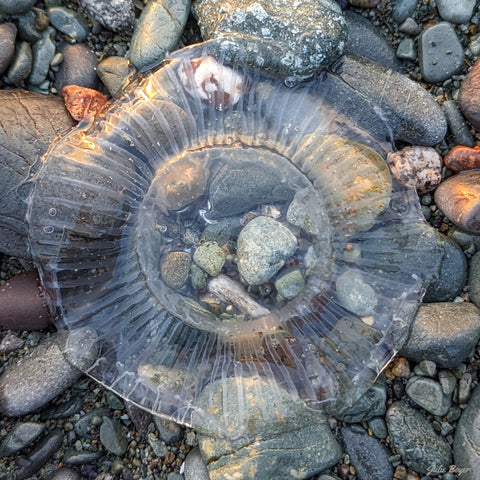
[418,22,464,83]
[99,416,128,455]
[392,0,418,24]
[401,302,480,367]
[444,145,480,172]
[48,7,90,42]
[47,467,81,480]
[436,0,477,24]
[184,447,210,480]
[459,56,480,131]
[335,269,378,316]
[0,421,45,456]
[405,376,451,416]
[0,0,35,15]
[387,145,442,193]
[193,242,225,277]
[96,55,133,97]
[6,41,33,84]
[237,216,297,286]
[435,170,480,234]
[0,22,17,75]
[29,27,56,86]
[442,100,476,147]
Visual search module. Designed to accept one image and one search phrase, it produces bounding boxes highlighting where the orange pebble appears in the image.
[391,357,411,378]
[444,145,480,172]
[62,85,108,122]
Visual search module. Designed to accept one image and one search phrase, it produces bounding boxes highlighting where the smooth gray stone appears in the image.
[46,467,81,480]
[154,416,184,445]
[14,10,42,43]
[344,10,403,72]
[396,38,416,61]
[0,421,45,456]
[454,384,480,479]
[29,27,56,86]
[193,0,346,80]
[0,22,16,75]
[62,449,103,465]
[54,43,99,91]
[405,376,451,416]
[442,100,476,147]
[0,90,74,258]
[6,41,32,84]
[368,417,388,439]
[386,401,452,474]
[335,382,386,423]
[129,0,190,70]
[322,54,447,145]
[184,447,210,480]
[99,416,128,455]
[468,250,480,308]
[0,329,98,416]
[392,0,418,24]
[341,428,393,480]
[418,22,464,83]
[0,0,35,15]
[79,0,135,33]
[436,0,476,24]
[97,55,133,97]
[401,302,480,368]
[48,7,90,42]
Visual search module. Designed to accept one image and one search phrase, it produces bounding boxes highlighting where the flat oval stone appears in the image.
[405,376,451,416]
[48,7,90,42]
[0,22,17,75]
[0,329,98,416]
[194,0,347,80]
[434,170,480,234]
[400,302,480,367]
[459,57,480,130]
[418,22,464,83]
[436,0,477,24]
[386,401,452,474]
[6,41,32,84]
[444,145,480,172]
[29,27,56,86]
[0,421,46,456]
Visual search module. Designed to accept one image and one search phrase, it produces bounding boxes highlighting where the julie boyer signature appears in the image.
[427,464,472,476]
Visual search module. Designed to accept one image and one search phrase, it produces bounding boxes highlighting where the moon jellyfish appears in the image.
[26,39,434,436]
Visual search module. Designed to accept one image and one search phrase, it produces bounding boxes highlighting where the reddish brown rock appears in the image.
[62,85,108,122]
[444,145,480,172]
[459,59,480,131]
[0,271,52,330]
[434,170,480,234]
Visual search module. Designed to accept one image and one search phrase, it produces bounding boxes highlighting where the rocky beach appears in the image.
[1,1,480,480]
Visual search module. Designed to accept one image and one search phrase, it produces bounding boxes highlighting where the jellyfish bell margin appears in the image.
[26,39,435,436]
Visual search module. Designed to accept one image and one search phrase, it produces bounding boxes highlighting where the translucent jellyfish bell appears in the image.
[27,39,431,435]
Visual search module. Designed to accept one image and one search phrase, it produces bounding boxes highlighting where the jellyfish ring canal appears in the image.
[26,39,435,435]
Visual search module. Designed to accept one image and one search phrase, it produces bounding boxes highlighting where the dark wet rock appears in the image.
[469,251,480,308]
[423,231,467,302]
[0,22,17,75]
[341,428,393,480]
[442,100,476,147]
[418,22,464,83]
[74,408,109,439]
[322,54,447,145]
[48,7,90,42]
[14,10,42,43]
[10,429,64,480]
[398,17,422,35]
[54,43,99,91]
[129,0,190,70]
[396,38,416,61]
[454,384,480,479]
[79,0,135,33]
[6,41,32,84]
[435,170,480,234]
[0,0,35,15]
[0,90,74,258]
[405,376,451,416]
[99,416,128,455]
[154,416,184,445]
[400,302,480,368]
[97,56,133,97]
[184,447,210,480]
[194,377,342,480]
[368,417,388,439]
[392,0,418,24]
[209,161,295,219]
[386,401,452,474]
[29,26,55,86]
[40,394,84,420]
[0,329,98,416]
[194,0,347,80]
[436,0,477,24]
[344,10,403,72]
[0,421,45,456]
[334,382,386,423]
